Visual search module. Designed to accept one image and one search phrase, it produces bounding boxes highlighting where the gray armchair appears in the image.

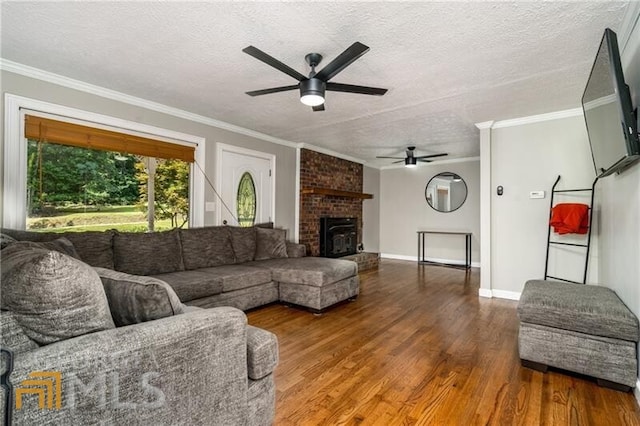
[1,307,277,425]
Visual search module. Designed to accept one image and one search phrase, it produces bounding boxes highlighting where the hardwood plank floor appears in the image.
[247,259,640,425]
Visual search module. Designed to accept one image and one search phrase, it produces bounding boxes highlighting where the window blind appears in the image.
[24,115,195,163]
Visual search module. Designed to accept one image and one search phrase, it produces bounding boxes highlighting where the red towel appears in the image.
[550,203,590,235]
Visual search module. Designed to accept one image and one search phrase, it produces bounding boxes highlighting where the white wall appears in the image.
[0,70,298,235]
[597,6,640,386]
[489,115,596,295]
[379,159,480,264]
[362,166,380,253]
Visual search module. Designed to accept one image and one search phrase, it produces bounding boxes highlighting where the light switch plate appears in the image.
[530,191,545,199]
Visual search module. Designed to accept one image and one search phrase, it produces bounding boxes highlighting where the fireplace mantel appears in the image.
[301,187,373,199]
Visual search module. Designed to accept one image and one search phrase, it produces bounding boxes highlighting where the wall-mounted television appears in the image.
[582,28,639,178]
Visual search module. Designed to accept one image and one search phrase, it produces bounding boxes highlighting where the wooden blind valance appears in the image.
[25,115,195,163]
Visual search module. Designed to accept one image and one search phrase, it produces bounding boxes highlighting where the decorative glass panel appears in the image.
[236,172,256,227]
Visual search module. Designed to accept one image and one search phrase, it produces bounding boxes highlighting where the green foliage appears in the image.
[26,140,189,232]
[136,159,190,229]
[26,141,139,213]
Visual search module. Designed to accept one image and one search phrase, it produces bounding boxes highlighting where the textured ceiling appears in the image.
[0,2,631,166]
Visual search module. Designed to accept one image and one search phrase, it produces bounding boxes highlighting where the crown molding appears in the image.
[0,58,298,149]
[379,156,480,170]
[475,121,494,130]
[619,1,640,54]
[298,143,367,164]
[491,108,583,129]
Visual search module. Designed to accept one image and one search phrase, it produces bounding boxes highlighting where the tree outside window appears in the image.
[26,140,189,232]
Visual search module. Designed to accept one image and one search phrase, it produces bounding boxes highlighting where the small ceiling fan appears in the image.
[242,42,388,111]
[377,147,448,167]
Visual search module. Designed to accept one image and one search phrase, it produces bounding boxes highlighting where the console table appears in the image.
[417,230,472,269]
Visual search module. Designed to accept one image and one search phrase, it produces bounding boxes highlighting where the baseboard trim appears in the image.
[634,379,640,407]
[478,288,493,298]
[380,253,480,268]
[491,290,521,301]
[380,253,416,261]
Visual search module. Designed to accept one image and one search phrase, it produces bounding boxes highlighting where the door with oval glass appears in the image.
[218,145,274,227]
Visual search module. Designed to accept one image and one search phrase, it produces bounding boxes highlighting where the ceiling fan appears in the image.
[242,42,388,111]
[377,147,448,168]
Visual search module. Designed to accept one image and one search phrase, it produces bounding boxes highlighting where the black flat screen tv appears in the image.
[582,28,639,177]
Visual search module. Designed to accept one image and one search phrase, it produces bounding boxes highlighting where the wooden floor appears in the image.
[247,259,640,426]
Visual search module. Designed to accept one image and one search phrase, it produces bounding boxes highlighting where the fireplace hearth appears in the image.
[320,217,357,258]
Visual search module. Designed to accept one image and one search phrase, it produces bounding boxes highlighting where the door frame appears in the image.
[215,143,276,226]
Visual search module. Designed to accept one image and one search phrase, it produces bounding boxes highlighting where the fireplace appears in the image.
[320,217,357,258]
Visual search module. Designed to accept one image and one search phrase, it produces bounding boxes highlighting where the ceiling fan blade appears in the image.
[312,104,325,112]
[314,42,370,82]
[414,153,449,159]
[243,46,307,81]
[245,85,299,97]
[391,159,405,164]
[326,82,388,96]
[417,159,434,163]
[375,156,404,159]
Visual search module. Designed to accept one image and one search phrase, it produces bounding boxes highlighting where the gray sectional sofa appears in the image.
[2,225,360,312]
[0,225,359,425]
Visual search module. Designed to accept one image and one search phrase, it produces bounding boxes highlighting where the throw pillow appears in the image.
[0,233,16,249]
[179,227,235,269]
[113,229,185,275]
[1,228,116,269]
[254,227,288,261]
[227,226,257,263]
[0,244,115,345]
[8,238,82,260]
[94,268,185,327]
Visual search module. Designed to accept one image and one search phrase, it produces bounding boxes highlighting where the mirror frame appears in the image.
[424,172,468,213]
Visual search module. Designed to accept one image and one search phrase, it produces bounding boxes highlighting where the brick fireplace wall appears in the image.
[299,149,363,256]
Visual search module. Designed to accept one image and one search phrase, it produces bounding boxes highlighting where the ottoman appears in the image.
[250,257,359,312]
[517,279,639,390]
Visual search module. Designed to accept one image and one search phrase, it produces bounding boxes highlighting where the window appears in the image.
[236,172,257,227]
[26,141,190,232]
[3,96,205,231]
[24,115,193,232]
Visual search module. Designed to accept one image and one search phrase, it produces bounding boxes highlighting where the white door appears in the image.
[218,145,274,226]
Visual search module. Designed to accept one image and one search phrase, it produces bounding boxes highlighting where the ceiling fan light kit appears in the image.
[243,42,387,111]
[299,78,326,106]
[376,146,449,167]
[405,157,418,168]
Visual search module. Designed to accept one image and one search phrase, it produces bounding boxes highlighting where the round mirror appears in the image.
[425,172,467,212]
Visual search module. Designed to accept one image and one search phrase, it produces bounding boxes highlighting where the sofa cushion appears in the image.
[285,242,306,258]
[1,228,115,269]
[179,226,235,269]
[9,237,82,260]
[199,265,273,293]
[228,226,257,263]
[518,280,640,342]
[246,325,279,380]
[249,257,357,287]
[113,229,184,275]
[0,243,115,345]
[1,232,16,249]
[0,311,39,354]
[254,228,288,261]
[151,270,224,302]
[95,267,185,327]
